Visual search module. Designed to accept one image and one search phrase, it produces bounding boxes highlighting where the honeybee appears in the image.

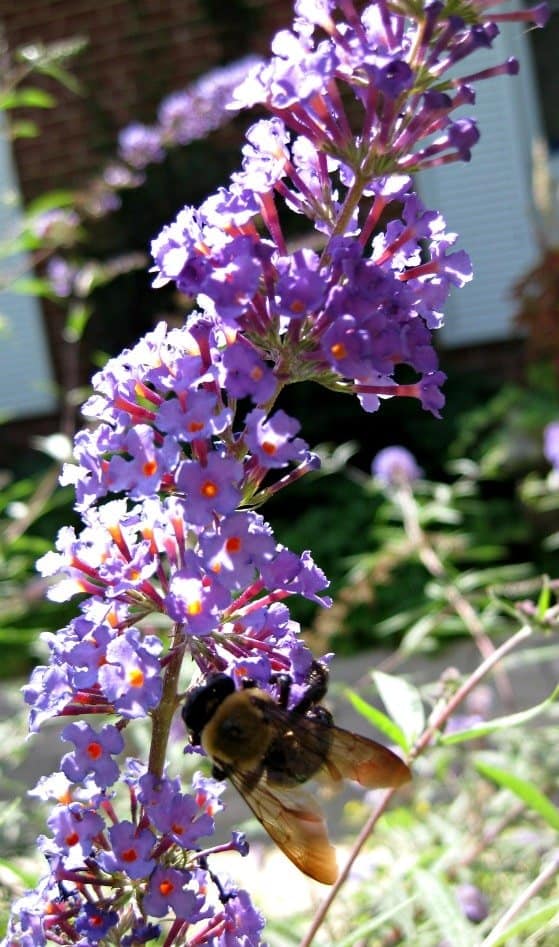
[182,661,411,884]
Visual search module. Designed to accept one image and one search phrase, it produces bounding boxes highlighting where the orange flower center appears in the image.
[330,342,347,360]
[87,741,103,760]
[225,536,242,554]
[128,668,145,688]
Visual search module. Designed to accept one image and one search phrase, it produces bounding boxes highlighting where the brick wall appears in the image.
[2,0,292,201]
[0,0,293,449]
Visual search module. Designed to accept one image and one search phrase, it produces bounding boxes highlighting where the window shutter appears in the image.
[0,114,57,420]
[417,18,542,348]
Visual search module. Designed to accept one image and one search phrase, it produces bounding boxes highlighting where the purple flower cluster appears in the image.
[372,445,423,487]
[117,58,262,171]
[5,763,262,947]
[40,56,261,300]
[152,0,548,419]
[6,1,548,945]
[543,420,559,474]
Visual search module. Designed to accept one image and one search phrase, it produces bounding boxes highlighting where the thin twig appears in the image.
[458,800,526,868]
[298,788,396,947]
[395,483,515,709]
[481,848,559,946]
[299,624,533,947]
[411,625,532,758]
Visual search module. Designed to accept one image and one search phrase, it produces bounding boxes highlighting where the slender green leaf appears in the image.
[37,62,84,94]
[537,579,551,618]
[0,799,21,827]
[7,119,39,139]
[336,896,417,947]
[373,671,425,749]
[412,868,478,947]
[440,685,559,745]
[26,191,76,215]
[0,88,55,109]
[399,612,441,655]
[10,275,52,296]
[264,919,302,946]
[476,761,559,831]
[0,857,39,889]
[482,897,559,947]
[504,644,559,670]
[344,688,408,751]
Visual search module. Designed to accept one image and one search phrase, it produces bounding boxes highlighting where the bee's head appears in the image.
[182,674,236,744]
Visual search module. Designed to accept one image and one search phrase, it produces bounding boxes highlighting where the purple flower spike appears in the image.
[6,1,550,944]
[544,421,559,473]
[118,123,165,169]
[372,446,423,487]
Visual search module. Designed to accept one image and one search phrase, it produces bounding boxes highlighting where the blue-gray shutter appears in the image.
[417,16,542,347]
[0,113,57,420]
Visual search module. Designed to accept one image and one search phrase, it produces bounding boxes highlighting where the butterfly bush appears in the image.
[41,55,261,296]
[5,1,548,945]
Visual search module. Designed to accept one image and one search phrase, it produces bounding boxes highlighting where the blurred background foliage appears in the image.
[2,28,559,675]
[0,20,558,947]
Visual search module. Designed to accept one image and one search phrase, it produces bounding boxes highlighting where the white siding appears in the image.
[0,114,57,420]
[417,16,543,348]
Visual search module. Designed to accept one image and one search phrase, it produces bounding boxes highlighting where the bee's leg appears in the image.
[198,855,236,903]
[270,672,292,709]
[270,660,330,713]
[292,660,330,715]
[240,677,257,689]
[211,763,227,780]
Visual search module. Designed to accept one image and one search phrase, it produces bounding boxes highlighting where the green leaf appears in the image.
[440,685,559,745]
[0,799,21,828]
[26,191,77,215]
[65,303,92,341]
[372,671,425,749]
[475,761,559,831]
[399,612,441,655]
[264,918,303,946]
[412,868,478,947]
[344,688,408,751]
[482,897,559,947]
[336,895,417,947]
[7,119,39,139]
[10,275,52,296]
[0,88,56,109]
[0,856,39,890]
[36,62,85,95]
[537,579,551,618]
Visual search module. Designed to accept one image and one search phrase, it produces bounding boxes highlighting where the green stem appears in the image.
[148,629,187,778]
[481,848,559,947]
[394,482,515,709]
[323,173,367,255]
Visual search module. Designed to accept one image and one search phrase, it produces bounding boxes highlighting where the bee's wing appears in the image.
[229,768,338,885]
[318,726,411,789]
[260,700,411,790]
